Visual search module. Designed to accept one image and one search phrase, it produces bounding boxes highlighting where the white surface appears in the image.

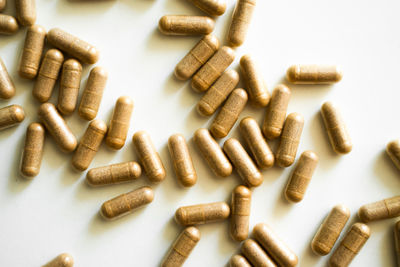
[0,0,399,266]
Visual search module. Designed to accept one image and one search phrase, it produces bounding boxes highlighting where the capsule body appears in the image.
[227,0,256,47]
[0,57,15,99]
[286,64,343,84]
[241,239,277,267]
[0,0,5,11]
[387,140,400,170]
[0,15,19,35]
[189,0,226,16]
[15,0,36,26]
[230,185,251,241]
[175,201,230,226]
[43,253,74,267]
[86,161,141,186]
[0,104,25,130]
[58,59,82,115]
[230,255,252,267]
[394,221,400,267]
[358,196,400,223]
[20,122,45,178]
[158,15,214,36]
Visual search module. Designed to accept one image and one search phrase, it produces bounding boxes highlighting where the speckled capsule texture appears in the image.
[86,161,141,186]
[189,0,226,16]
[230,254,252,267]
[241,239,277,267]
[175,201,230,226]
[43,253,74,267]
[58,59,82,115]
[15,0,36,26]
[230,185,251,241]
[0,15,19,35]
[286,64,343,84]
[227,0,256,47]
[158,15,215,36]
[20,122,45,178]
[387,140,400,171]
[0,104,25,130]
[394,221,400,266]
[0,57,16,99]
[358,195,400,223]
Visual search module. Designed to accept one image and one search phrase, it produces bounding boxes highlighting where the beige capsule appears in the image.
[57,59,82,115]
[0,0,5,11]
[230,185,251,241]
[394,221,400,266]
[175,201,230,226]
[15,0,36,26]
[20,122,45,178]
[0,15,19,35]
[286,64,343,84]
[230,254,252,267]
[0,57,16,99]
[387,140,400,171]
[241,239,277,267]
[0,104,25,130]
[227,0,256,47]
[86,161,141,186]
[188,0,226,16]
[158,15,214,36]
[43,253,74,267]
[358,195,400,223]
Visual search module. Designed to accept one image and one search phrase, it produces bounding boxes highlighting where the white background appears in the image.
[0,0,399,266]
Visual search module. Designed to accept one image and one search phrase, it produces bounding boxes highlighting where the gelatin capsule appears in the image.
[386,140,400,170]
[0,14,19,35]
[43,253,74,267]
[175,201,230,226]
[394,221,400,266]
[286,64,343,84]
[0,57,16,99]
[230,254,252,267]
[20,122,45,178]
[0,104,25,130]
[241,239,277,267]
[57,59,82,115]
[15,0,36,26]
[86,161,141,187]
[358,195,400,223]
[188,0,226,16]
[227,0,256,47]
[158,15,215,36]
[230,185,251,241]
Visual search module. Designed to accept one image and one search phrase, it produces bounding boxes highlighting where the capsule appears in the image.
[15,0,36,26]
[240,117,274,169]
[38,103,77,153]
[262,84,291,139]
[175,201,230,226]
[0,0,5,11]
[241,239,277,267]
[227,0,256,47]
[387,140,400,170]
[100,186,154,219]
[286,64,343,84]
[328,223,370,267]
[230,255,252,267]
[311,205,350,256]
[191,46,235,92]
[132,131,166,183]
[20,122,45,178]
[0,15,19,35]
[0,57,15,99]
[161,227,201,267]
[197,69,239,116]
[43,253,74,267]
[0,104,25,130]
[210,88,248,138]
[188,0,226,16]
[18,25,46,79]
[223,138,263,187]
[253,223,298,267]
[358,195,400,223]
[193,128,232,177]
[57,59,82,115]
[394,221,400,266]
[158,15,214,36]
[230,185,251,241]
[86,161,141,186]
[78,66,108,120]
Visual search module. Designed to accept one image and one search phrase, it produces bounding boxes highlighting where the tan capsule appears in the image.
[197,69,239,116]
[241,239,277,267]
[18,25,46,79]
[253,223,298,267]
[188,0,226,16]
[193,128,232,177]
[230,255,252,267]
[394,221,400,266]
[72,119,107,171]
[47,28,99,64]
[227,0,256,47]
[240,117,274,169]
[132,131,166,183]
[230,185,251,241]
[158,15,214,36]
[387,140,400,170]
[86,161,141,187]
[0,57,15,99]
[78,66,108,120]
[57,59,82,115]
[0,104,25,130]
[276,112,304,167]
[43,253,74,267]
[286,64,343,84]
[161,226,201,267]
[15,0,36,26]
[311,204,350,256]
[0,0,5,11]
[0,15,19,35]
[223,138,263,187]
[262,84,291,139]
[20,122,45,178]
[175,201,230,226]
[191,46,235,92]
[210,88,248,138]
[38,103,77,153]
[100,186,154,220]
[328,223,370,267]
[358,195,400,223]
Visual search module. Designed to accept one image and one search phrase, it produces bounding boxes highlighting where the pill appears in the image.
[358,195,400,223]
[227,0,256,47]
[191,46,235,92]
[32,49,64,103]
[193,128,232,177]
[394,221,400,266]
[0,0,5,11]
[18,25,46,79]
[0,57,16,99]
[311,204,350,256]
[20,122,45,178]
[158,15,214,36]
[100,186,154,219]
[47,28,100,64]
[284,150,318,202]
[197,69,239,116]
[43,253,74,267]
[15,0,36,26]
[253,223,298,267]
[223,138,263,187]
[262,84,291,139]
[230,254,252,267]
[321,102,352,154]
[328,223,370,267]
[0,14,19,35]
[57,59,82,115]
[72,119,107,171]
[0,104,25,130]
[132,131,166,183]
[161,226,201,267]
[78,66,108,120]
[105,96,133,150]
[276,112,304,167]
[387,140,400,170]
[175,201,230,226]
[168,134,197,187]
[286,64,343,84]
[240,117,274,169]
[38,103,77,153]
[230,185,251,241]
[188,0,226,16]
[210,88,248,138]
[86,161,141,186]
[175,34,219,81]
[241,239,277,267]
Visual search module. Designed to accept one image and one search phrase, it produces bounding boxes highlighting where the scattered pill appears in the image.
[358,195,400,223]
[0,14,19,35]
[0,57,16,99]
[241,239,277,267]
[230,185,251,241]
[386,140,400,171]
[230,254,252,267]
[286,64,343,84]
[20,122,45,178]
[175,201,230,226]
[86,161,141,186]
[57,59,82,115]
[0,104,25,130]
[43,253,74,267]
[227,0,256,47]
[188,0,226,16]
[158,15,214,36]
[15,0,36,26]
[394,221,400,266]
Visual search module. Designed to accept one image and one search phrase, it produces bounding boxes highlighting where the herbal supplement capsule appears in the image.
[78,66,108,120]
[358,195,400,223]
[191,46,235,92]
[161,226,200,267]
[240,117,274,169]
[262,84,291,139]
[387,140,400,170]
[43,253,74,267]
[328,223,370,267]
[286,64,343,84]
[227,0,256,47]
[15,0,36,26]
[100,186,154,219]
[158,15,214,36]
[230,255,252,267]
[86,161,141,187]
[0,0,5,11]
[57,59,82,115]
[241,239,277,267]
[20,122,45,178]
[188,0,226,16]
[193,128,232,177]
[253,223,298,267]
[0,15,19,35]
[38,103,77,153]
[285,150,318,202]
[394,221,400,266]
[175,201,230,226]
[223,138,263,187]
[197,69,239,116]
[72,119,107,171]
[0,57,16,99]
[210,88,248,138]
[276,112,304,167]
[105,96,133,150]
[0,104,25,130]
[230,185,251,241]
[311,205,350,256]
[132,131,166,183]
[168,134,197,187]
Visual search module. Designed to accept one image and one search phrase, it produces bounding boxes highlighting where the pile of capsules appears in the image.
[1,0,400,266]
